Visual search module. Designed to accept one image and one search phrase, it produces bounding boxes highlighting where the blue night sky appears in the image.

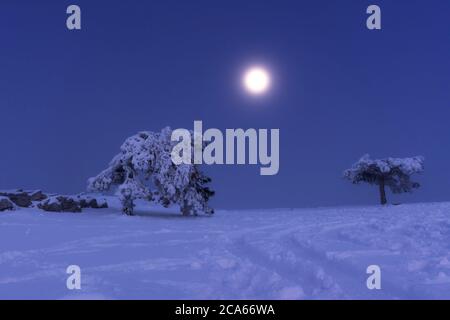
[0,0,449,209]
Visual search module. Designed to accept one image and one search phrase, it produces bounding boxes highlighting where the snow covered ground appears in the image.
[1,198,450,300]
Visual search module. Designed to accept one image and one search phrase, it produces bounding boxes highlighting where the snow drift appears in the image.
[1,198,450,299]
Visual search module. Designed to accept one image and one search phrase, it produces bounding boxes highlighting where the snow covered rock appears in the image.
[76,195,108,209]
[0,190,32,207]
[38,196,82,213]
[37,195,108,213]
[0,189,48,208]
[0,197,14,212]
[29,190,48,202]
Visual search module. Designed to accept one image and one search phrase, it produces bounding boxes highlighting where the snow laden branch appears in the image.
[343,154,424,205]
[87,127,214,216]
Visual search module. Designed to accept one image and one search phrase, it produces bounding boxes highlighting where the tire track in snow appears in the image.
[285,235,420,299]
[228,236,338,298]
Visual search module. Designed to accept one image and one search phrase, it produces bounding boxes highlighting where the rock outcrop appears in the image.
[0,197,15,212]
[38,196,82,213]
[38,195,108,213]
[0,189,48,207]
[1,189,108,213]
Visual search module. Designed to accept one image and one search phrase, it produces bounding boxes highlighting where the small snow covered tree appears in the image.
[87,127,214,216]
[343,154,424,205]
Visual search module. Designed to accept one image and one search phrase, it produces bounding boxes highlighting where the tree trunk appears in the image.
[181,201,192,216]
[379,179,387,205]
[122,196,135,216]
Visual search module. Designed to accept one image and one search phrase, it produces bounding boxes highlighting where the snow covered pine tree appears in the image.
[87,128,214,216]
[343,154,424,205]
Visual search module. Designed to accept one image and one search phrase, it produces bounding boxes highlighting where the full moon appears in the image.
[243,67,271,95]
